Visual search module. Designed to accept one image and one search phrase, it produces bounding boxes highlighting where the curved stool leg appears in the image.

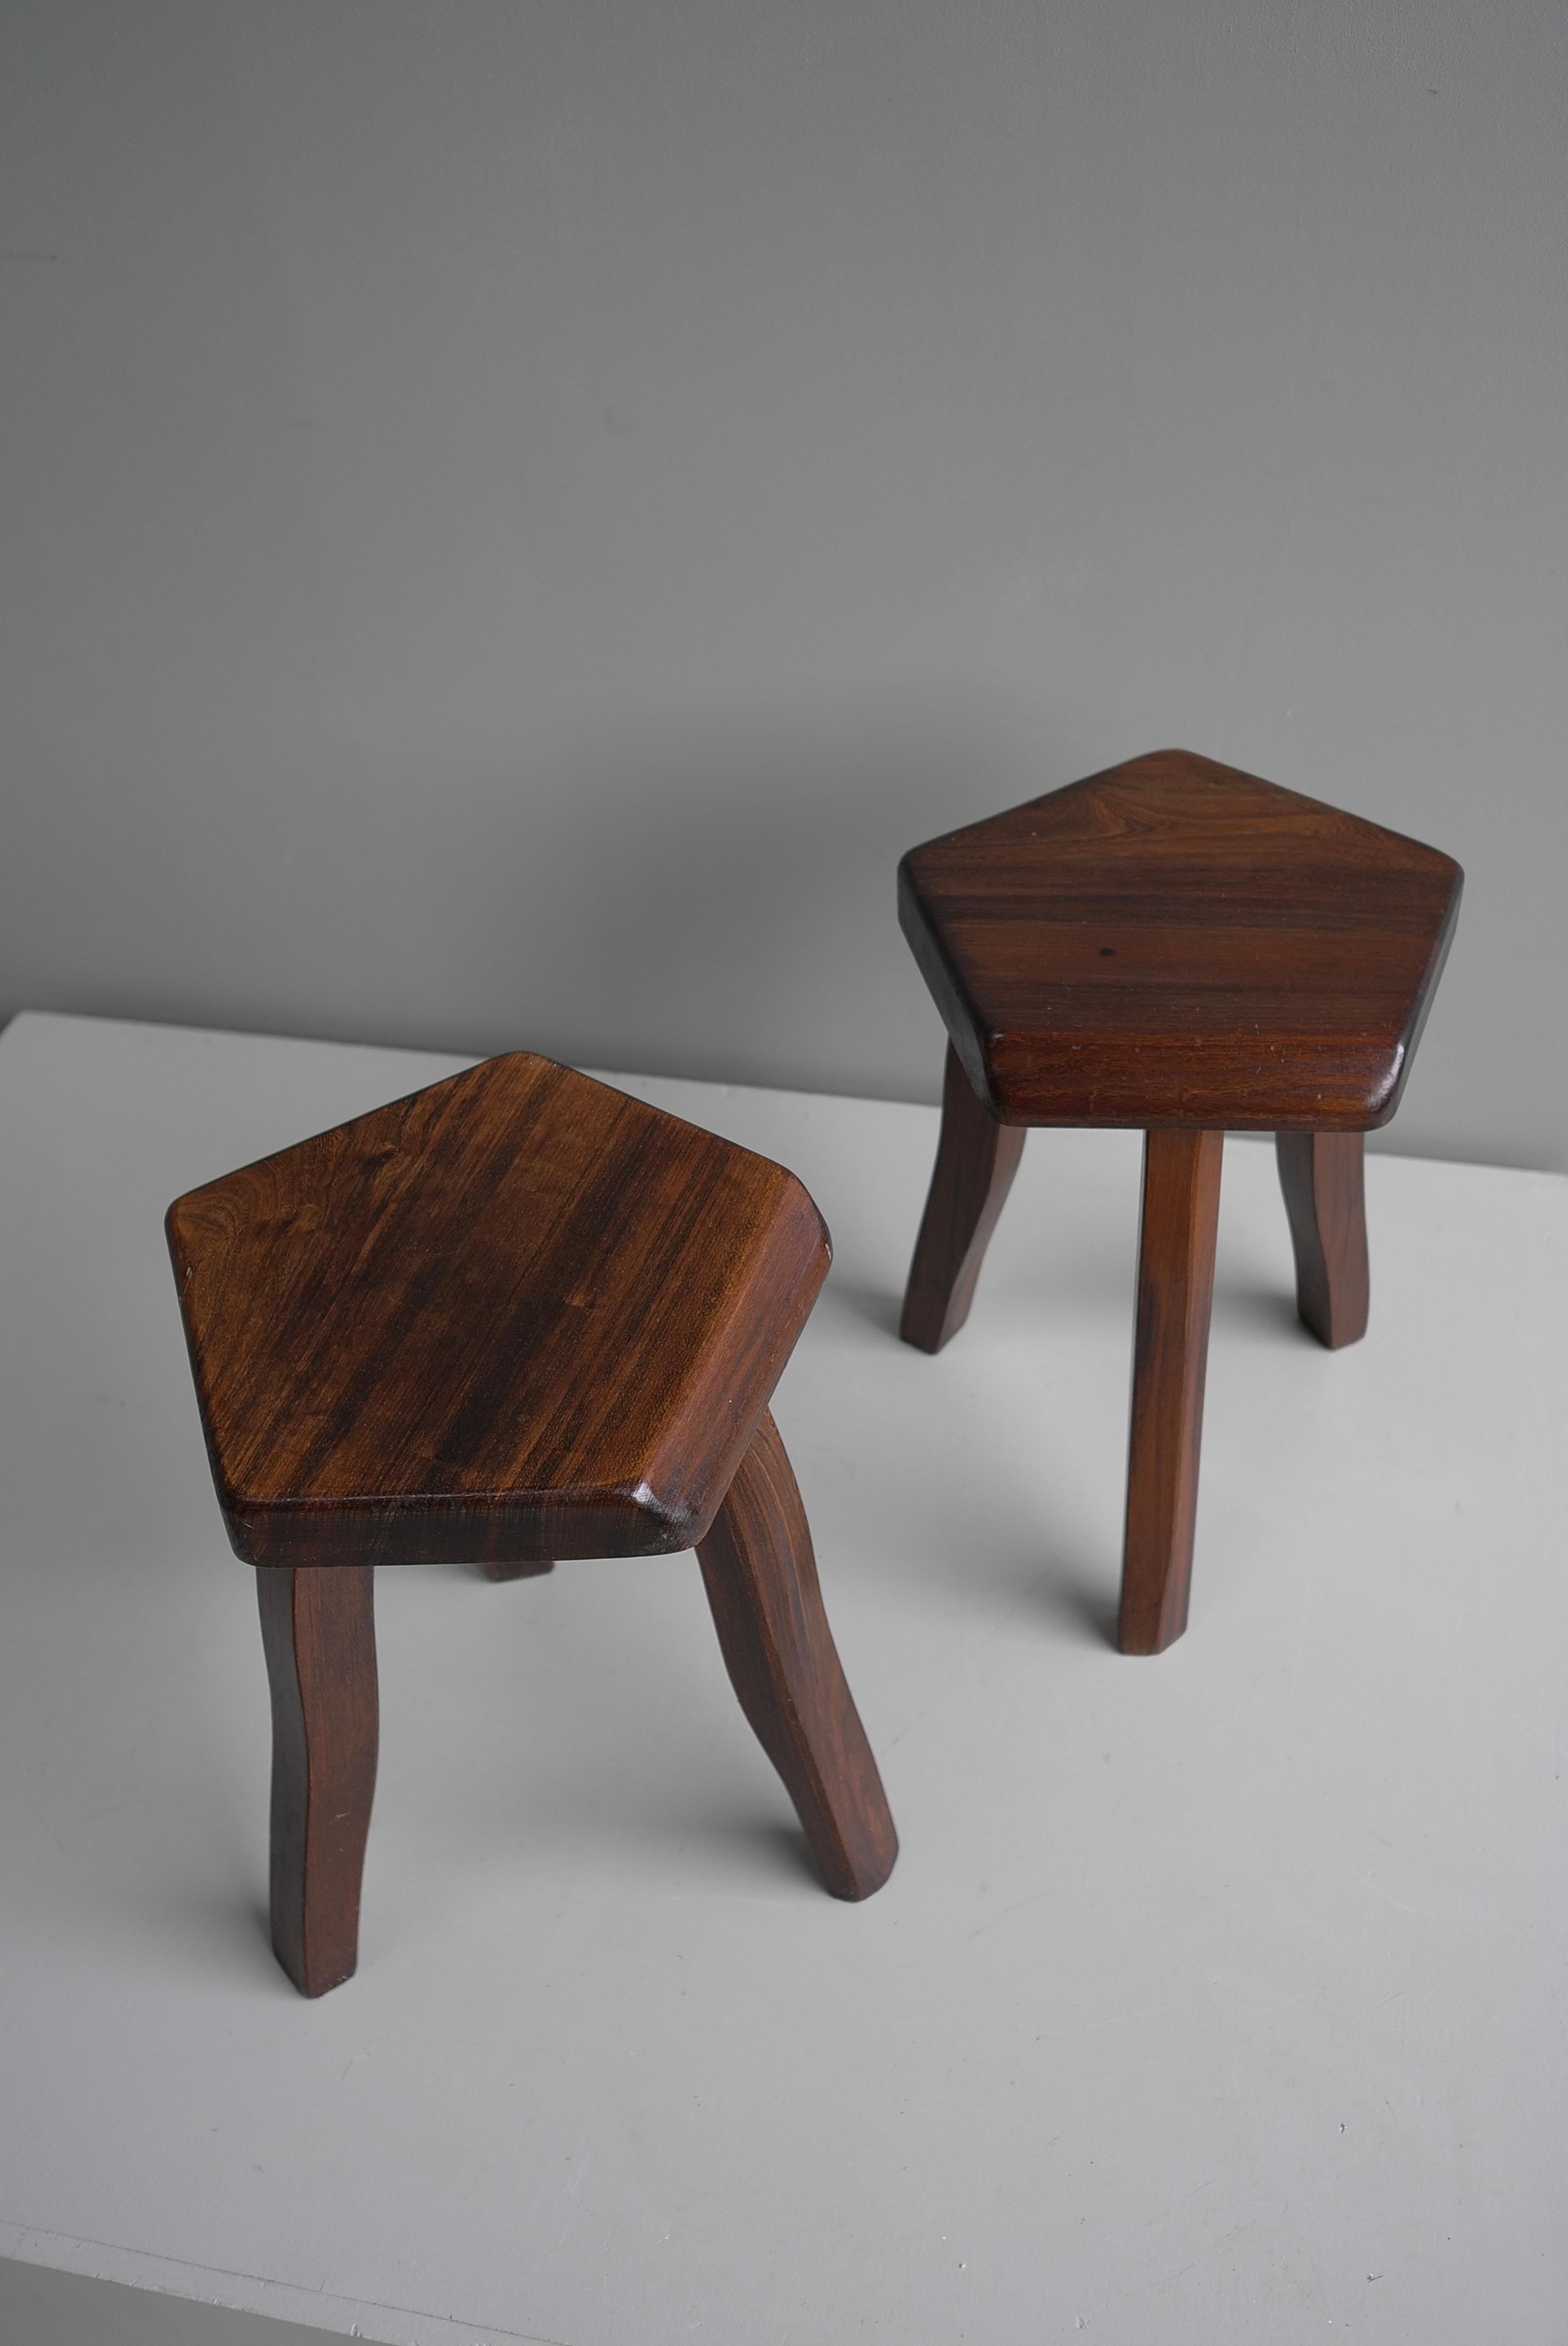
[697,1411,898,1900]
[900,1042,1026,1353]
[1275,1132,1369,1349]
[484,1559,555,1580]
[256,1565,378,1997]
[1118,1131,1224,1656]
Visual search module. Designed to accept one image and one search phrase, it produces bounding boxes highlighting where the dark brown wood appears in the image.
[895,752,1459,1652]
[171,1056,892,1995]
[256,1565,378,1997]
[1275,1131,1370,1348]
[900,1042,1027,1353]
[696,1411,897,1900]
[167,1054,831,1569]
[899,749,1463,1131]
[1118,1131,1224,1656]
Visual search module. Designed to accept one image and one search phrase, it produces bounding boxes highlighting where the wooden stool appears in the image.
[897,749,1461,1654]
[167,1053,897,1996]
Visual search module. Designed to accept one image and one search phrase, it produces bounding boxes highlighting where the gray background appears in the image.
[3,0,1563,1168]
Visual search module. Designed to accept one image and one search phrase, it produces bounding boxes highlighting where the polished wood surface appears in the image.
[696,1410,898,1900]
[257,1565,378,1998]
[900,1041,1027,1354]
[1118,1131,1224,1656]
[898,749,1460,1652]
[899,749,1463,1130]
[169,1053,830,1569]
[1276,1131,1370,1349]
[173,1056,894,1993]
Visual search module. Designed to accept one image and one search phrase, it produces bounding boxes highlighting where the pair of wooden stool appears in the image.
[169,750,1459,1995]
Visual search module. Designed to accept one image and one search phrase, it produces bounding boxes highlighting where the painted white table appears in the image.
[1,1012,1562,2346]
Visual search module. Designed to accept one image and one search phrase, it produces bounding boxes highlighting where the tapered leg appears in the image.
[900,1042,1027,1353]
[256,1566,378,1997]
[484,1559,555,1580]
[1118,1131,1224,1656]
[1275,1131,1369,1349]
[697,1411,898,1900]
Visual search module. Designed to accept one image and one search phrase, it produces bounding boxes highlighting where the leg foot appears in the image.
[483,1559,555,1580]
[1118,1131,1224,1656]
[697,1411,898,1899]
[900,1042,1026,1353]
[1275,1132,1369,1348]
[256,1566,378,1996]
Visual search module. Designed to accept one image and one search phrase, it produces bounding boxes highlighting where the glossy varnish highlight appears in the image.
[169,1054,896,1993]
[899,749,1462,1129]
[169,1053,830,1568]
[897,749,1460,1655]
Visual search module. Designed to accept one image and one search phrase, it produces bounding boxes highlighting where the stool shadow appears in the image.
[709,1819,820,1892]
[1038,1569,1121,1650]
[117,1885,299,1993]
[239,1897,296,1986]
[819,1278,903,1340]
[1211,1280,1307,1342]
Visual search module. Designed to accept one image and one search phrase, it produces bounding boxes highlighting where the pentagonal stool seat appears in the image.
[169,1053,897,1995]
[897,749,1461,1650]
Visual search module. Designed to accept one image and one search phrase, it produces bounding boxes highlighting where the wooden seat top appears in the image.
[898,749,1461,1129]
[167,1054,830,1571]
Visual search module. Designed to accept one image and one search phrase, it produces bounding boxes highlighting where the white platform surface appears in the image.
[1,1011,1563,2345]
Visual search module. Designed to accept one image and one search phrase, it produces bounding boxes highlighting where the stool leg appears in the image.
[256,1566,378,1997]
[697,1410,898,1900]
[1275,1131,1369,1349]
[1118,1131,1224,1656]
[484,1559,555,1580]
[900,1042,1026,1353]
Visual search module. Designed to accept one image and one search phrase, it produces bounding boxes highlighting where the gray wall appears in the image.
[3,0,1564,1167]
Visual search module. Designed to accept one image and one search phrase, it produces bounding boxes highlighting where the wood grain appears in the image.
[900,1042,1027,1353]
[1275,1132,1370,1349]
[697,1411,898,1901]
[896,750,1458,1654]
[899,749,1463,1130]
[172,1058,892,1994]
[1118,1131,1224,1656]
[256,1565,378,1997]
[168,1054,830,1570]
